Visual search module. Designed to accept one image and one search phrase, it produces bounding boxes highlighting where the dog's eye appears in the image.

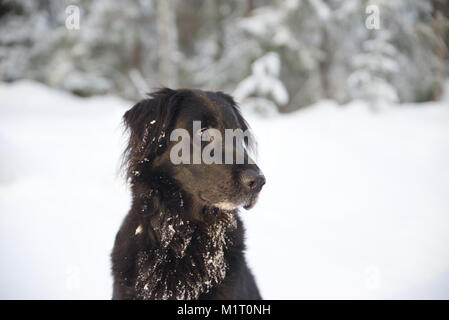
[197,127,214,141]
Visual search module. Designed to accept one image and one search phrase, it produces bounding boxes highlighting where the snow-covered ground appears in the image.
[1,80,449,299]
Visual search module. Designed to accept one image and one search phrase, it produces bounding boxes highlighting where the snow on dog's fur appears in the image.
[111,88,265,300]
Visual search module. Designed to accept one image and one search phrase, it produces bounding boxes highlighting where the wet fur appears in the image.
[111,88,262,300]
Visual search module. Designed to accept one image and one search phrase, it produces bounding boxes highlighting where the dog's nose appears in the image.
[241,169,266,192]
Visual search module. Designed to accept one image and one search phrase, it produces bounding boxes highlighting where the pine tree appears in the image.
[233,52,289,115]
[348,29,399,109]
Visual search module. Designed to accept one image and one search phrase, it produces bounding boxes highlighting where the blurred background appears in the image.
[0,0,449,299]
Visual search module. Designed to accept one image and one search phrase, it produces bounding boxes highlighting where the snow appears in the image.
[1,80,449,299]
[243,97,449,299]
[0,80,130,299]
[134,208,233,300]
[135,225,143,235]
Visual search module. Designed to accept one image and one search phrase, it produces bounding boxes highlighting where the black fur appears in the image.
[111,88,265,300]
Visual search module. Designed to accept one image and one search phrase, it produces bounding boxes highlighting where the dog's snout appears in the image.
[241,169,266,192]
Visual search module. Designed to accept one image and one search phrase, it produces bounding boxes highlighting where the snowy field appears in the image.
[1,80,449,299]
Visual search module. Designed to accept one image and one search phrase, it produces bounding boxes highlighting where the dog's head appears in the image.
[122,88,265,220]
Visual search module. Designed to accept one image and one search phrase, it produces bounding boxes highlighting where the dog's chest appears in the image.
[134,213,237,300]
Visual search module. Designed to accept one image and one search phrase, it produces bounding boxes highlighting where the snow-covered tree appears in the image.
[348,30,399,109]
[178,0,259,92]
[227,0,364,110]
[0,0,58,82]
[233,52,289,115]
[0,0,447,109]
[156,0,178,87]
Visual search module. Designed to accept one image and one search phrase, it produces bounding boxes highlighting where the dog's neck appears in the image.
[134,181,238,300]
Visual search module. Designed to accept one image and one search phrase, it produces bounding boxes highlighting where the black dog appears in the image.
[111,88,265,300]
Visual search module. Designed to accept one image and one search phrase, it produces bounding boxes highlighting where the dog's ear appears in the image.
[122,88,179,180]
